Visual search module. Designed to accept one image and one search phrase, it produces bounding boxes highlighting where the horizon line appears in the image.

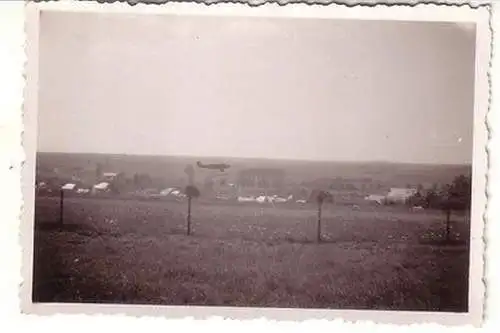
[36,150,473,167]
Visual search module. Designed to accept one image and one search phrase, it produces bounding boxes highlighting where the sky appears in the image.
[37,11,477,164]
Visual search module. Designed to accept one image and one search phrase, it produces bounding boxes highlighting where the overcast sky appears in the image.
[37,12,476,164]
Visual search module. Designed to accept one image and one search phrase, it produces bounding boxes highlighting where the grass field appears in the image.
[32,196,470,312]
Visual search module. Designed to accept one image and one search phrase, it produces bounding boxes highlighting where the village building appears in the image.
[364,194,386,205]
[385,187,418,204]
[92,182,110,194]
[236,168,286,197]
[203,172,235,198]
[102,172,118,182]
[160,187,176,196]
[61,183,76,191]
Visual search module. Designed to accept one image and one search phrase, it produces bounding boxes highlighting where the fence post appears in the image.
[317,203,322,243]
[59,188,64,229]
[445,209,451,242]
[187,196,192,236]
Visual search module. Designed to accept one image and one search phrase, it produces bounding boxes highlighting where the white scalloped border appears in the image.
[0,0,494,331]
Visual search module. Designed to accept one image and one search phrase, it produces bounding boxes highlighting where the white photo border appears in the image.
[19,0,492,328]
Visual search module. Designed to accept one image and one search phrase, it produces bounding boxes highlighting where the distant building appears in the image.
[305,177,358,191]
[61,183,76,191]
[385,188,417,204]
[160,188,176,196]
[203,172,228,190]
[102,172,118,181]
[92,182,110,194]
[237,168,286,196]
[365,194,386,205]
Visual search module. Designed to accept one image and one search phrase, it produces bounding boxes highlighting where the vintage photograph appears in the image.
[22,1,489,325]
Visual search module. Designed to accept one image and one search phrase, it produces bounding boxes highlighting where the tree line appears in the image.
[408,174,471,242]
[313,174,472,243]
[407,174,471,212]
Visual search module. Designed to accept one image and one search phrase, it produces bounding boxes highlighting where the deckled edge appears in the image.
[17,0,494,330]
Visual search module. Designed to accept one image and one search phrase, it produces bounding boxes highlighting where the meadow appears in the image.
[32,195,470,312]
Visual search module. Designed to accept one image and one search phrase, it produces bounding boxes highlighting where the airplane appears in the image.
[196,161,231,172]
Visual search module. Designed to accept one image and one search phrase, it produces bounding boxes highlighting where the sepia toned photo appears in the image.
[21,1,490,327]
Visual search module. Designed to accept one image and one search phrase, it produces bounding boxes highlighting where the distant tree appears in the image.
[316,190,333,242]
[109,172,128,195]
[95,163,103,181]
[184,164,195,186]
[438,175,472,242]
[449,174,472,211]
[154,177,167,189]
[299,187,308,199]
[143,174,153,188]
[133,173,140,188]
[438,184,456,242]
[184,185,200,236]
[423,184,441,209]
[408,191,426,208]
[407,184,424,207]
[132,173,153,190]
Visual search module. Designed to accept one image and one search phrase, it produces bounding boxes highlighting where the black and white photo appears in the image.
[21,1,490,326]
